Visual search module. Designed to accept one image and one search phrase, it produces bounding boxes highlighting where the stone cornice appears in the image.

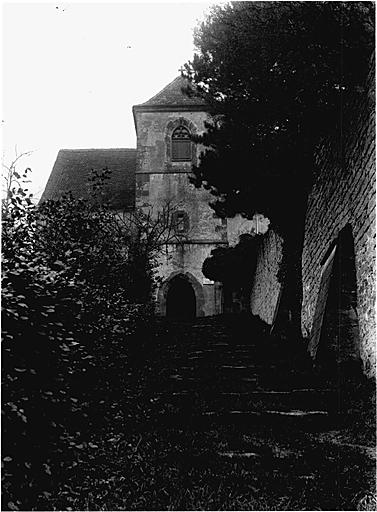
[133,104,209,114]
[135,170,193,175]
[166,240,228,245]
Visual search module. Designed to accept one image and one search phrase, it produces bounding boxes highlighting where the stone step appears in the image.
[218,451,261,459]
[167,356,266,368]
[166,364,263,374]
[167,373,260,384]
[220,388,333,394]
[219,364,258,370]
[165,348,259,358]
[156,408,335,431]
[208,347,257,353]
[168,352,306,368]
[174,353,302,362]
[258,374,323,391]
[160,376,322,396]
[187,350,215,356]
[216,446,304,461]
[149,379,260,395]
[152,388,336,413]
[154,369,321,392]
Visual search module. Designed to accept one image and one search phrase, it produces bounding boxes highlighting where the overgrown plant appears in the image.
[202,233,260,305]
[2,149,33,216]
[1,167,174,510]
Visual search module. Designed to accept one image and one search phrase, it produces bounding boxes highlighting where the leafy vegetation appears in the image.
[202,233,259,305]
[183,1,374,331]
[1,167,174,510]
[184,1,374,221]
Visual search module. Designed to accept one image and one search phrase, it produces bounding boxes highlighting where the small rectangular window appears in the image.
[177,212,185,232]
[174,211,189,234]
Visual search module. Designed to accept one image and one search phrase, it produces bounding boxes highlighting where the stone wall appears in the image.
[134,107,227,316]
[134,109,227,242]
[134,110,207,177]
[155,244,223,316]
[250,230,284,325]
[227,214,270,246]
[302,57,375,377]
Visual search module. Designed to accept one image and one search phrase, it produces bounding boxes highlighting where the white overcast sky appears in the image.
[2,1,217,199]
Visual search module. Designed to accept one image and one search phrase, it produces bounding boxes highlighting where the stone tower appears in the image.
[133,76,227,318]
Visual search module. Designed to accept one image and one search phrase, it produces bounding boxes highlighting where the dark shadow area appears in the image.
[166,275,196,320]
[317,225,362,383]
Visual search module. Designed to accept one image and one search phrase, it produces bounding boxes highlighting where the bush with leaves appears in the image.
[202,233,260,312]
[203,234,259,288]
[1,169,162,510]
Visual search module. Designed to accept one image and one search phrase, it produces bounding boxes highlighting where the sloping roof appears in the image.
[136,76,206,108]
[41,148,136,210]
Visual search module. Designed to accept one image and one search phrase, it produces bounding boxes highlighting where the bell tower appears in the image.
[132,76,227,317]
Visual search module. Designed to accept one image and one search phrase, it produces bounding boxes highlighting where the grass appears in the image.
[45,423,375,511]
[43,386,375,512]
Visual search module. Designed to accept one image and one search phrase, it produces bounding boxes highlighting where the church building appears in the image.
[40,67,376,376]
[42,76,249,318]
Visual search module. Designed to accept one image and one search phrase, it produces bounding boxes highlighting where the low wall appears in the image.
[250,230,283,325]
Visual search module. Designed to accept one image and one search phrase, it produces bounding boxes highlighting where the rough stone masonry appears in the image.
[250,54,375,378]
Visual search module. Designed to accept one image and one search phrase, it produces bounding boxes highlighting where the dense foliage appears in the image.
[1,169,164,510]
[202,234,259,290]
[183,1,374,330]
[184,1,374,227]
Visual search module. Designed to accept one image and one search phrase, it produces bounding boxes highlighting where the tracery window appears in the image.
[171,126,192,162]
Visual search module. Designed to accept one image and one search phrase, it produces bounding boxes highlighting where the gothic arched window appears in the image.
[171,126,192,162]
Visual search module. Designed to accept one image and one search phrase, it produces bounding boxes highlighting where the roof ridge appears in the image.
[59,148,136,152]
[136,75,206,108]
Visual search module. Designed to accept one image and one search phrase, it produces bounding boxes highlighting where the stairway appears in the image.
[146,315,341,431]
[127,315,374,511]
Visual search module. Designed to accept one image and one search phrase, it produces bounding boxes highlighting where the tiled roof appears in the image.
[41,148,136,210]
[136,76,206,108]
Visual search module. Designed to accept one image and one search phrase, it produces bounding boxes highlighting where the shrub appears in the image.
[2,169,157,510]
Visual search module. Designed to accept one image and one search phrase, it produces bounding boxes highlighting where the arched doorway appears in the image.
[166,275,196,320]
